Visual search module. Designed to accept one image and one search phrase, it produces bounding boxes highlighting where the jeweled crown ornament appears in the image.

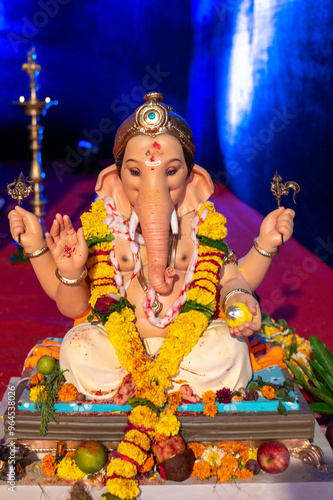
[113,92,195,160]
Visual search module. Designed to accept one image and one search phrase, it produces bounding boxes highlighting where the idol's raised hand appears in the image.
[46,214,88,279]
[258,207,295,250]
[8,205,44,252]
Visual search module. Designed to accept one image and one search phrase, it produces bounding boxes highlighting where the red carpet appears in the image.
[1,162,332,400]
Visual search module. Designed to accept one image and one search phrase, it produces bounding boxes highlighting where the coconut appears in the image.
[160,449,195,482]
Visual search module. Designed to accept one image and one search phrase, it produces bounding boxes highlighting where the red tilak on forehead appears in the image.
[152,141,161,149]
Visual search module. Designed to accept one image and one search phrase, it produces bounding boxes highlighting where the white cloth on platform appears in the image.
[59,319,252,401]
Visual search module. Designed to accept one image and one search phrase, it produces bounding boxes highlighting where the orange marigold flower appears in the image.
[235,467,253,479]
[190,460,211,480]
[65,451,75,459]
[187,442,206,459]
[231,442,249,462]
[216,466,232,483]
[58,383,78,402]
[262,385,276,400]
[167,391,183,407]
[30,372,45,386]
[42,453,58,477]
[203,403,218,417]
[220,453,238,472]
[202,390,216,404]
[140,453,155,474]
[154,432,168,442]
[217,441,231,453]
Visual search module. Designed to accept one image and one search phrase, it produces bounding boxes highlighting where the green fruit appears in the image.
[75,441,107,474]
[36,355,57,375]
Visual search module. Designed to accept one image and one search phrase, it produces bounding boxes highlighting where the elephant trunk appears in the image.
[135,193,176,295]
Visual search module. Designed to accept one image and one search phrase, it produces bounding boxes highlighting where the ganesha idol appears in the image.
[9,92,294,406]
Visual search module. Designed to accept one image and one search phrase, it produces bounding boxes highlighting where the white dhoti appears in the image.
[60,319,252,401]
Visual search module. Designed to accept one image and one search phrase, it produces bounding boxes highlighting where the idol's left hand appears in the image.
[228,293,261,338]
[258,207,295,250]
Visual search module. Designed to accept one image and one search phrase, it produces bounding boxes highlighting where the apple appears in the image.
[257,441,290,474]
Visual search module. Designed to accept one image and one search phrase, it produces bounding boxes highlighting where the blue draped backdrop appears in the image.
[0,0,332,266]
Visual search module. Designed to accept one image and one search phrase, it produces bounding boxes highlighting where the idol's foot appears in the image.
[179,384,200,403]
[113,374,136,406]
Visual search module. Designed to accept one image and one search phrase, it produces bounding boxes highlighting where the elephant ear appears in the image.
[177,164,214,216]
[95,164,131,218]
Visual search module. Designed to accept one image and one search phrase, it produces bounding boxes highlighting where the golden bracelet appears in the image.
[221,288,252,313]
[55,266,88,286]
[23,241,49,258]
[253,237,279,258]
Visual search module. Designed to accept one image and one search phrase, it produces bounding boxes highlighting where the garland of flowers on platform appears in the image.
[81,198,228,500]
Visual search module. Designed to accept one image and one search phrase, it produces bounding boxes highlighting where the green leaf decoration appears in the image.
[277,401,287,415]
[86,233,114,248]
[275,387,287,398]
[197,235,229,252]
[310,402,333,415]
[34,363,66,436]
[102,493,129,500]
[180,300,215,320]
[128,397,160,416]
[284,360,310,388]
[294,360,322,391]
[309,360,333,396]
[309,335,333,378]
[283,378,294,391]
[277,318,288,327]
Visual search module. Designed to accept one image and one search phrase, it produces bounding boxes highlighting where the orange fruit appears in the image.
[75,440,107,474]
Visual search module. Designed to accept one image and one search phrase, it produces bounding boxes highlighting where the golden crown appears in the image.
[113,92,195,160]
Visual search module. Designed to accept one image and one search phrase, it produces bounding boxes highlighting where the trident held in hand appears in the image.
[270,170,300,245]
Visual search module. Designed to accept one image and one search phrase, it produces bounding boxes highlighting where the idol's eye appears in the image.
[166,168,178,176]
[129,169,140,176]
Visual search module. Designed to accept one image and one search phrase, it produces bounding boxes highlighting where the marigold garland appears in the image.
[80,198,229,499]
[57,456,85,481]
[30,372,45,386]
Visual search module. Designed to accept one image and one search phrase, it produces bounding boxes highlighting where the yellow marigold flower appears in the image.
[154,432,168,442]
[235,467,253,479]
[198,201,216,215]
[117,442,147,466]
[30,385,47,403]
[202,390,216,404]
[89,285,119,308]
[30,372,45,386]
[89,241,113,252]
[58,383,78,402]
[125,429,151,451]
[187,442,206,459]
[155,412,180,437]
[262,385,276,400]
[106,477,140,500]
[121,307,136,322]
[128,406,159,430]
[107,458,137,479]
[190,460,212,480]
[248,448,258,461]
[203,403,218,417]
[88,262,114,280]
[42,453,58,477]
[57,456,85,480]
[167,391,183,408]
[186,288,215,306]
[197,212,227,240]
[140,453,155,474]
